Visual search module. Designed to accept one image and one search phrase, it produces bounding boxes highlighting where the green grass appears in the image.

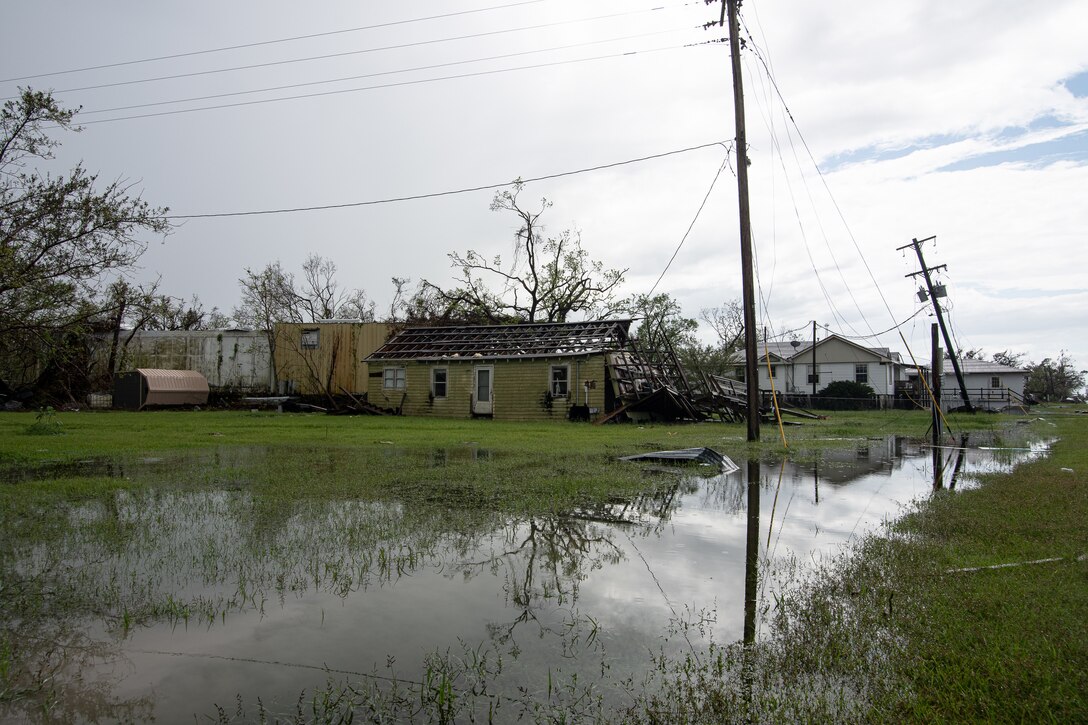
[874,410,1087,722]
[0,406,1014,462]
[1,407,1076,722]
[618,406,1086,723]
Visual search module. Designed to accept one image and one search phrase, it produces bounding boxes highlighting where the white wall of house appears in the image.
[754,360,900,396]
[763,339,903,396]
[98,330,273,391]
[754,358,791,394]
[801,360,896,395]
[940,369,1028,411]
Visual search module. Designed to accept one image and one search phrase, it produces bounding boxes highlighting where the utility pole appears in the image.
[931,323,943,441]
[931,323,944,488]
[725,0,760,441]
[899,236,974,413]
[811,320,817,396]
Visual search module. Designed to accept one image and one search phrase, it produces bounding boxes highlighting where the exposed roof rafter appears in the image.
[367,319,633,361]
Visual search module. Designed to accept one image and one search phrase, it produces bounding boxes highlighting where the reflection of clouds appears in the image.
[0,619,154,722]
[575,436,1051,645]
[4,436,1052,719]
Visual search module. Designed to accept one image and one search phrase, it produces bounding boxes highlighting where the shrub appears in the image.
[814,381,876,410]
[23,406,63,436]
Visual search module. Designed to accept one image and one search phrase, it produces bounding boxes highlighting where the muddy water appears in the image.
[0,435,1050,722]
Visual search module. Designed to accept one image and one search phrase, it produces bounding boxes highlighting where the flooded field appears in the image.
[0,432,1050,722]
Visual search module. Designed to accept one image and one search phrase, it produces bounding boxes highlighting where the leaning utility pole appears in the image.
[899,236,974,412]
[725,0,760,441]
[931,323,943,447]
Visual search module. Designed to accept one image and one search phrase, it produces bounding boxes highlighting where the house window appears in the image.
[383,367,405,390]
[550,365,570,397]
[855,364,868,384]
[301,329,319,349]
[807,369,820,384]
[431,368,448,398]
[991,376,1001,389]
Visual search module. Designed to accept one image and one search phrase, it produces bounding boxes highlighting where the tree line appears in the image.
[2,89,1082,405]
[959,348,1086,403]
[0,90,744,403]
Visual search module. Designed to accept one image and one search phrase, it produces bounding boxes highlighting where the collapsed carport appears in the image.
[113,368,209,410]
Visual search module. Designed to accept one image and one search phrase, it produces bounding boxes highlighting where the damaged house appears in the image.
[365,319,756,423]
[365,320,628,421]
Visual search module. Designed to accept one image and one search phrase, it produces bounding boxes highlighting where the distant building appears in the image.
[272,320,390,397]
[938,357,1030,412]
[731,333,910,404]
[96,329,273,392]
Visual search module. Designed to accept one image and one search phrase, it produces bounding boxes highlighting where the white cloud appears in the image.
[2,0,1086,365]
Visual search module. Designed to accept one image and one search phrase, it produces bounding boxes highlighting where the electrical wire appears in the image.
[71,28,693,117]
[646,147,733,298]
[759,321,816,342]
[742,43,866,339]
[9,5,693,102]
[740,16,899,339]
[745,56,851,334]
[75,44,701,126]
[0,0,551,83]
[164,140,728,219]
[817,307,928,341]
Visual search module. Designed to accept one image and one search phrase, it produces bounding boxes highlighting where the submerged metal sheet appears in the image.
[619,447,738,472]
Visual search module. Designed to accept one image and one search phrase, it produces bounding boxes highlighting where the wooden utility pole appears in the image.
[811,321,818,396]
[899,236,974,412]
[726,0,760,441]
[931,323,943,440]
[931,323,944,489]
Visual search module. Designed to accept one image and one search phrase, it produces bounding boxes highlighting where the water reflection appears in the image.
[456,516,623,654]
[743,460,760,646]
[0,434,1051,721]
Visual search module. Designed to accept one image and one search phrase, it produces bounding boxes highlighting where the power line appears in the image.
[743,47,866,339]
[76,44,700,125]
[740,16,901,336]
[4,4,689,99]
[646,146,733,298]
[72,29,692,117]
[817,306,928,341]
[0,0,549,83]
[746,59,849,333]
[164,140,727,219]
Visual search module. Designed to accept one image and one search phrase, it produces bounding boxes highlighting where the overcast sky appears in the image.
[3,0,1086,369]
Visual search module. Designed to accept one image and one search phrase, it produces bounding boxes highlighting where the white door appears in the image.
[473,366,493,415]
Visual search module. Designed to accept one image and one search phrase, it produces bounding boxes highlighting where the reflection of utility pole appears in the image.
[898,236,974,412]
[743,459,760,645]
[949,434,969,490]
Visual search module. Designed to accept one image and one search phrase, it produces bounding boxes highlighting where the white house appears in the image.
[733,333,910,402]
[939,358,1029,412]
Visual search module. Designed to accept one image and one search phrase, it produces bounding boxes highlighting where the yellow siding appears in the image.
[274,322,390,395]
[367,355,610,421]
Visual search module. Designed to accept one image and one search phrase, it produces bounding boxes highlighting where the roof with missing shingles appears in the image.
[366,319,632,361]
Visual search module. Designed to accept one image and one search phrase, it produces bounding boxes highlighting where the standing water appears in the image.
[0,434,1050,722]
